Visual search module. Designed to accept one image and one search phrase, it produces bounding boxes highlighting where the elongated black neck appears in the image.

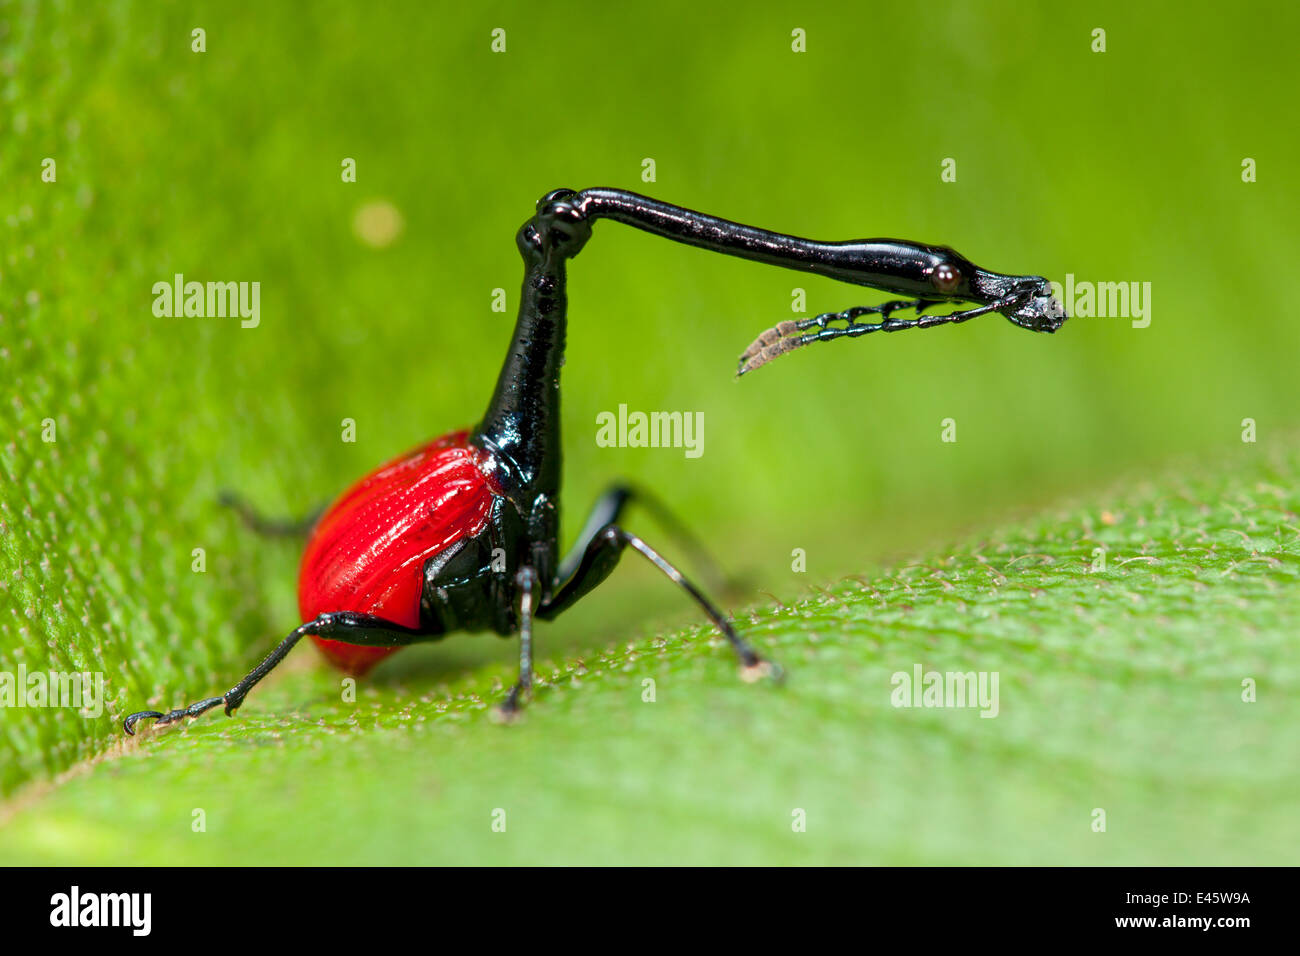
[473,191,591,503]
[574,187,961,294]
[471,185,1049,502]
[576,187,828,269]
[473,253,568,500]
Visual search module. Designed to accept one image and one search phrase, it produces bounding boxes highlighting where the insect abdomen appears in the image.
[298,430,497,674]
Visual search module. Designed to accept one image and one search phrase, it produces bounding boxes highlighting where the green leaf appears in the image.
[4,0,1299,865]
[3,441,1296,864]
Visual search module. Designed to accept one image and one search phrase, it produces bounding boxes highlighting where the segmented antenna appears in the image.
[737,321,804,375]
[735,296,1018,376]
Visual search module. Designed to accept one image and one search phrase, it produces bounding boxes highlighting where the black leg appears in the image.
[558,483,734,595]
[219,490,325,538]
[123,611,424,735]
[541,525,776,681]
[493,566,539,722]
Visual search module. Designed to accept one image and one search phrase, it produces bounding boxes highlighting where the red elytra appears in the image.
[297,429,499,675]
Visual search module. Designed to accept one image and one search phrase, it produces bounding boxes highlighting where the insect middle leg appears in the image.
[494,566,540,721]
[123,611,424,734]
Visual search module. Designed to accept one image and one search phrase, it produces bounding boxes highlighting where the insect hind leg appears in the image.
[219,491,325,538]
[123,612,423,735]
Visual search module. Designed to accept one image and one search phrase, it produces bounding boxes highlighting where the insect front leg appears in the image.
[123,611,424,735]
[541,524,777,681]
[557,483,738,596]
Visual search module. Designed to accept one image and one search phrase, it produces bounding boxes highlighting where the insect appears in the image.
[124,187,1066,733]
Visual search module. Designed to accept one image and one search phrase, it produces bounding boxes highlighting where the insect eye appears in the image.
[932,263,961,294]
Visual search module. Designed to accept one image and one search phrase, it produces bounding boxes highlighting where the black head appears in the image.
[864,246,1065,335]
[969,270,1067,333]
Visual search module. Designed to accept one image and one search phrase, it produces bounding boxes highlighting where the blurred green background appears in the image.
[1,0,1297,864]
